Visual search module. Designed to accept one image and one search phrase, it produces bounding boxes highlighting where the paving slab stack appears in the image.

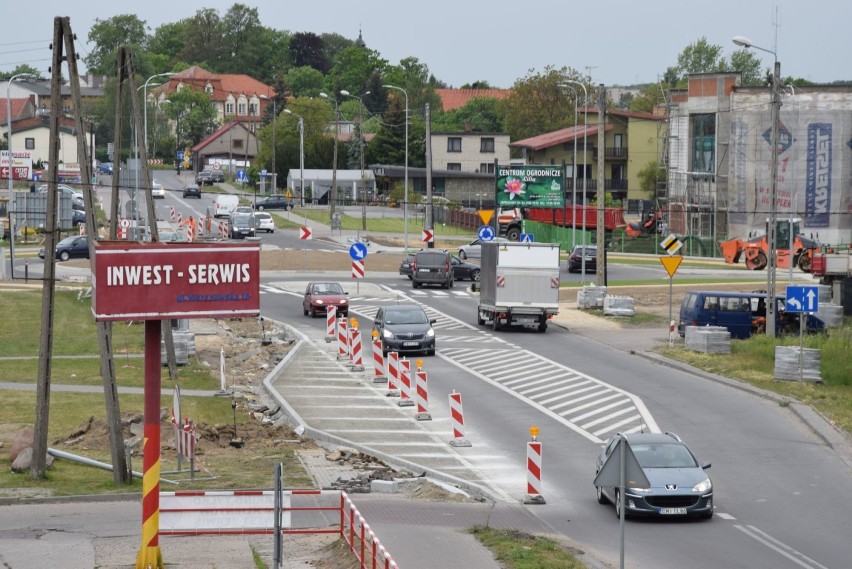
[684,325,731,354]
[603,295,635,316]
[773,347,823,382]
[577,285,607,309]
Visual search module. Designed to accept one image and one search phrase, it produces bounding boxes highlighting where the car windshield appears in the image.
[631,443,698,468]
[58,236,79,246]
[311,283,343,295]
[232,214,251,223]
[575,247,596,255]
[385,308,428,325]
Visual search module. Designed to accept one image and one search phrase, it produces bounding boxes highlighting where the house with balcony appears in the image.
[431,128,511,175]
[510,108,665,211]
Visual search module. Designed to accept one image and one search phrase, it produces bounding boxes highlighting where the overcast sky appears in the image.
[2,0,848,88]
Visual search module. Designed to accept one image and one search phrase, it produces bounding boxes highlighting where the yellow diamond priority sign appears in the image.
[661,233,683,255]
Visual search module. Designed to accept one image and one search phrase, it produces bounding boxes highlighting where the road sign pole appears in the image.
[800,313,804,382]
[668,275,674,346]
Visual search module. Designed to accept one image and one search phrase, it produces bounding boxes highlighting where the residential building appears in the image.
[156,66,274,132]
[191,121,258,174]
[5,114,94,167]
[431,128,510,175]
[510,108,665,209]
[0,78,103,119]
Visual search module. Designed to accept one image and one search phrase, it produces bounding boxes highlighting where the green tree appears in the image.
[382,57,442,115]
[286,66,326,98]
[0,64,45,81]
[84,15,149,75]
[629,83,669,114]
[320,33,356,69]
[636,160,665,197]
[676,36,727,77]
[501,65,585,141]
[163,87,218,151]
[729,49,764,85]
[288,32,328,74]
[148,21,189,65]
[180,8,223,69]
[326,46,388,96]
[460,80,492,89]
[432,97,505,132]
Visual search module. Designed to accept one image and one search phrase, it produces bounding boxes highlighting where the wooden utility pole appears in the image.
[595,84,606,287]
[30,18,64,479]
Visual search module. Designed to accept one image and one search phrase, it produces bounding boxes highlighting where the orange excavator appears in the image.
[719,218,820,272]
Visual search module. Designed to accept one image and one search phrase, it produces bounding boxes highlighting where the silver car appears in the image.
[594,432,713,519]
[458,237,508,260]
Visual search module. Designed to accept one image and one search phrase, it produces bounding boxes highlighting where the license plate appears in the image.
[419,268,434,272]
[516,318,536,323]
[403,341,419,347]
[660,507,687,515]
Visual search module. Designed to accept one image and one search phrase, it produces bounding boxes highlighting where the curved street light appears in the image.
[319,92,339,220]
[283,109,304,207]
[560,80,589,277]
[383,84,409,251]
[732,34,781,338]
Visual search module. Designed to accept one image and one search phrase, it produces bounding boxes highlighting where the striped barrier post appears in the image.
[397,359,415,407]
[414,365,431,421]
[349,330,364,371]
[325,306,336,343]
[448,391,472,447]
[371,337,386,383]
[337,318,348,360]
[346,327,356,366]
[524,426,545,504]
[386,352,400,397]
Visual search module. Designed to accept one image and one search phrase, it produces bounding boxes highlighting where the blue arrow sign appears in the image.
[349,242,368,261]
[785,285,819,313]
[477,225,495,241]
[237,169,248,182]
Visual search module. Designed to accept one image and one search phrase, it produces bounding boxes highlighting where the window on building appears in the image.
[225,102,234,114]
[480,137,495,152]
[233,139,244,150]
[25,138,35,149]
[479,163,495,174]
[447,163,461,171]
[447,137,461,152]
[248,103,257,116]
[205,83,213,95]
[691,114,716,173]
[238,102,247,115]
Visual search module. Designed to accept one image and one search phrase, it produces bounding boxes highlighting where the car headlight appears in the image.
[426,328,435,338]
[340,299,348,304]
[382,329,394,339]
[692,478,712,493]
[628,486,650,493]
[314,299,324,305]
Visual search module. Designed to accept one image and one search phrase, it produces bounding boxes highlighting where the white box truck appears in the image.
[477,241,561,332]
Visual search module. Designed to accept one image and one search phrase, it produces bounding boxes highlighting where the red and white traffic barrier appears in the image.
[219,221,228,238]
[337,317,348,359]
[397,359,414,407]
[372,339,386,383]
[349,330,364,371]
[386,352,400,396]
[177,211,183,224]
[669,319,676,346]
[347,327,357,366]
[169,206,176,222]
[325,306,336,343]
[524,432,545,504]
[414,368,431,421]
[448,391,471,447]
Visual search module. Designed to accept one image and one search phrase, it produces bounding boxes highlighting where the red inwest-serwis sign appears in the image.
[93,241,260,321]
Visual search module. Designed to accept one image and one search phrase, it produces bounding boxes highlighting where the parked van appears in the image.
[214,195,239,218]
[678,290,825,339]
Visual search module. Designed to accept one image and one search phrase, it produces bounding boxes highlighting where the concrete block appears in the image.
[370,479,399,494]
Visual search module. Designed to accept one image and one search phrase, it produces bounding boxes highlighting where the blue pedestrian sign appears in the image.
[477,225,496,241]
[349,242,368,261]
[785,285,819,313]
[261,169,267,177]
[237,169,248,183]
[520,233,534,243]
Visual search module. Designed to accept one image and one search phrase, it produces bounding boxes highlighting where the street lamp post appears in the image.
[383,84,409,251]
[260,94,277,196]
[340,90,371,232]
[733,35,781,338]
[284,109,304,208]
[559,83,581,248]
[561,80,588,274]
[6,72,36,231]
[319,92,339,221]
[143,73,174,157]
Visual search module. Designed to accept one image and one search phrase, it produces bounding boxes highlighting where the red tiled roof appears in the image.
[509,124,611,151]
[435,89,512,111]
[0,98,32,125]
[163,66,275,102]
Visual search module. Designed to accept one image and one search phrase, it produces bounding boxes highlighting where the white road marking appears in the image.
[734,525,830,569]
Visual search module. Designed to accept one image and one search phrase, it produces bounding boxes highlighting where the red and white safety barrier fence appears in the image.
[414,368,431,421]
[448,391,471,447]
[397,359,414,407]
[326,306,337,343]
[386,352,400,396]
[524,436,545,504]
[340,491,400,569]
[337,317,349,359]
[372,339,386,383]
[349,329,364,371]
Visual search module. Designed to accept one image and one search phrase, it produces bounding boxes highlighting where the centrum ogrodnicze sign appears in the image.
[495,165,564,208]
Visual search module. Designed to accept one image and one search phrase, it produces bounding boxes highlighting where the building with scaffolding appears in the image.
[666,72,852,248]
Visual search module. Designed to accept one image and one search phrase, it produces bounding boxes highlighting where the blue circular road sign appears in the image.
[349,242,368,261]
[477,225,496,241]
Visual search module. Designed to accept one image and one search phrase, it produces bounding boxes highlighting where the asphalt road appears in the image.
[258,273,851,569]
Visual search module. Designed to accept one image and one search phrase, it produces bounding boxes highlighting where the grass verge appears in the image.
[470,526,586,569]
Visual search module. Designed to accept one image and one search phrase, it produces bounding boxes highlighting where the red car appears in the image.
[302,281,349,317]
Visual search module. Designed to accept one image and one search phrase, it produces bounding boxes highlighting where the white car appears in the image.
[254,211,275,233]
[458,237,509,260]
[151,180,165,199]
